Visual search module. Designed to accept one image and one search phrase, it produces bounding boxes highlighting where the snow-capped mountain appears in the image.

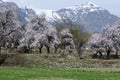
[20,7,36,22]
[0,1,119,33]
[36,2,120,33]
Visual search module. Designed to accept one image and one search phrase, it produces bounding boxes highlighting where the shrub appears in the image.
[70,28,91,58]
[1,54,26,66]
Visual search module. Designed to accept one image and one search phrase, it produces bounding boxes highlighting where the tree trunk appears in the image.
[98,51,103,57]
[106,49,111,58]
[0,46,1,54]
[39,45,43,54]
[54,46,58,53]
[46,46,50,54]
[115,51,119,58]
[77,48,82,59]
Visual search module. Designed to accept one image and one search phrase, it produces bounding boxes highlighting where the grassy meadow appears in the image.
[0,49,120,80]
[0,67,120,80]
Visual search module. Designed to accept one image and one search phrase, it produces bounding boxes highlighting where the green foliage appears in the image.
[70,28,91,58]
[0,67,120,80]
[70,28,91,44]
[3,54,26,66]
[0,54,26,66]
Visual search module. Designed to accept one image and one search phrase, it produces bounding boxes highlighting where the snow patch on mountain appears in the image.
[20,2,120,33]
[33,9,61,21]
[64,2,104,15]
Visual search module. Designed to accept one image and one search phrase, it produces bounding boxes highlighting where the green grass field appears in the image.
[0,67,120,80]
[0,49,120,80]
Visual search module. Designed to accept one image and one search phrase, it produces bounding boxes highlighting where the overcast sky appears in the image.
[3,0,120,17]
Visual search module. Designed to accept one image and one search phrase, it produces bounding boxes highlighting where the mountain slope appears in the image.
[1,2,119,33]
[38,2,120,33]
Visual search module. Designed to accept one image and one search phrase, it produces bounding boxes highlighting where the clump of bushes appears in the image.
[0,54,26,66]
[0,54,8,65]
